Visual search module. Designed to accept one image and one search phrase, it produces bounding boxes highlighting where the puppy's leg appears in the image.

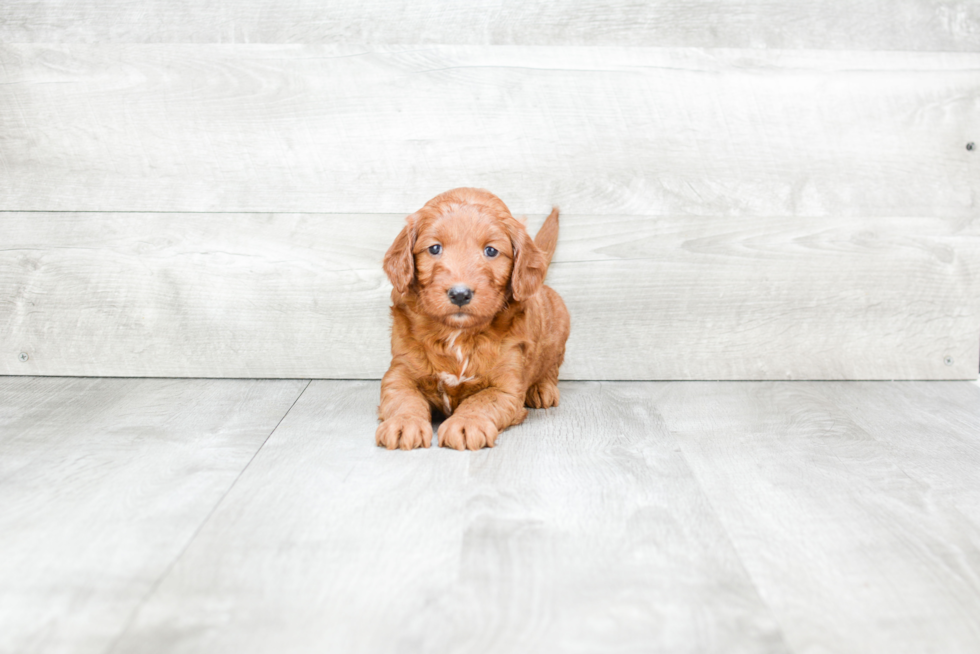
[525,366,560,409]
[376,364,433,450]
[439,386,526,451]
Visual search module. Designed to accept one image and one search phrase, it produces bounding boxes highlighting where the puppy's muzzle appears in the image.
[447,285,474,307]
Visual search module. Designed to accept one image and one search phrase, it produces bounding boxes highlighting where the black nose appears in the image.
[447,285,473,307]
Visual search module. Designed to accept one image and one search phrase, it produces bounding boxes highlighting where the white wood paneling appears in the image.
[2,1,978,50]
[2,212,976,380]
[0,377,308,654]
[1,45,977,216]
[651,381,980,654]
[107,380,790,653]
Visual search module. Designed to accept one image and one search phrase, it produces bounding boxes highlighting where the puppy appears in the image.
[376,188,570,450]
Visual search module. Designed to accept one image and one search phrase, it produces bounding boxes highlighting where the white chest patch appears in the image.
[445,331,463,361]
[438,330,475,387]
[438,370,474,388]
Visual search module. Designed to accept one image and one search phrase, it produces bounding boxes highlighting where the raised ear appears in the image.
[509,222,549,302]
[383,213,419,294]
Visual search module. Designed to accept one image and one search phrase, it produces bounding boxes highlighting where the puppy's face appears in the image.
[412,204,514,329]
[384,189,548,329]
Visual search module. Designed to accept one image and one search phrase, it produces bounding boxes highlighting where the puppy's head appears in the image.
[383,188,548,329]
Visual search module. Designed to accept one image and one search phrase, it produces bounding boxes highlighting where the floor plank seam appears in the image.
[99,379,313,654]
[656,396,799,653]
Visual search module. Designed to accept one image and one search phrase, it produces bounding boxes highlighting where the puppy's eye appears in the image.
[428,244,442,255]
[484,246,499,258]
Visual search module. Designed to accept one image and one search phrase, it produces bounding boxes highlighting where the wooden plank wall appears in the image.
[3,1,980,49]
[1,2,978,380]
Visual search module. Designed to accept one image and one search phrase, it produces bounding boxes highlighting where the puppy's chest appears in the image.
[419,332,495,414]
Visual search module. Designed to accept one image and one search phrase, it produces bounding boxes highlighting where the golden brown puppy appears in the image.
[377,188,570,450]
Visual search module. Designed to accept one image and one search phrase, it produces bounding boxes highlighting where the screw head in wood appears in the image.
[944,355,954,366]
[18,352,29,362]
[968,142,975,151]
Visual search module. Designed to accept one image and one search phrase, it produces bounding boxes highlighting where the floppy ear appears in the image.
[383,214,419,294]
[509,223,549,302]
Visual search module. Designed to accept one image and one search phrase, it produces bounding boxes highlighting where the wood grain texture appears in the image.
[1,45,977,216]
[108,380,790,654]
[651,381,980,654]
[4,379,980,652]
[827,381,980,529]
[2,0,978,50]
[2,212,977,380]
[0,377,308,654]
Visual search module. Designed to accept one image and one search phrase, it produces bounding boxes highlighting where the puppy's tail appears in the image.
[534,207,560,268]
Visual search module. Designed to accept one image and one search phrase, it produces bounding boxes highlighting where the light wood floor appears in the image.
[2,377,979,654]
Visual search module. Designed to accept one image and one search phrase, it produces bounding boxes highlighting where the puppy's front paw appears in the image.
[438,416,499,450]
[376,416,432,450]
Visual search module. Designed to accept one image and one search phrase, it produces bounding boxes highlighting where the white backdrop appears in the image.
[1,3,978,379]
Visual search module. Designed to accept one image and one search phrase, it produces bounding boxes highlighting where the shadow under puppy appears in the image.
[377,188,570,450]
